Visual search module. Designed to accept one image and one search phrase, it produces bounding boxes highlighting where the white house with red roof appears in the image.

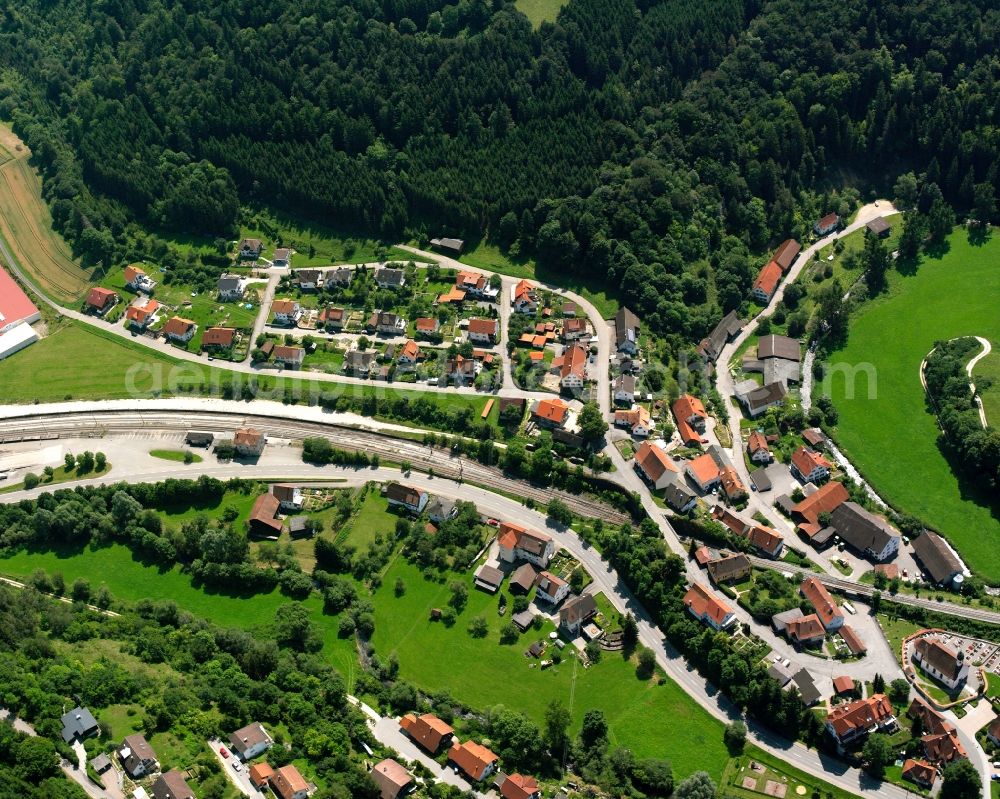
[683,583,736,630]
[633,440,679,490]
[790,446,831,484]
[497,522,555,567]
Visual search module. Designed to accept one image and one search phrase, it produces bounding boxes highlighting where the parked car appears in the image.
[232,761,243,773]
[219,747,229,758]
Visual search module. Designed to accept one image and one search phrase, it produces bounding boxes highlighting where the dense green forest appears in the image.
[1,0,999,342]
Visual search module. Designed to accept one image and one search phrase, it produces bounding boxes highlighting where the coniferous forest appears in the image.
[1,0,999,340]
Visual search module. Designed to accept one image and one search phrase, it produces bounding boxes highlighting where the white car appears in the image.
[231,761,243,773]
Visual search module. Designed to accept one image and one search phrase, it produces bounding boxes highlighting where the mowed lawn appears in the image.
[826,229,1000,580]
[974,348,1000,428]
[338,489,396,550]
[370,560,728,780]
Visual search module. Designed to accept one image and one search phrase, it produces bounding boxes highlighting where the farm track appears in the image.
[0,409,630,525]
[0,155,91,303]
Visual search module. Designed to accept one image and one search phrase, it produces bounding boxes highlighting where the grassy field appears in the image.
[149,449,203,464]
[514,0,564,26]
[337,489,396,550]
[722,746,863,799]
[974,348,1000,427]
[457,240,619,319]
[876,614,923,665]
[369,559,728,780]
[826,229,1000,581]
[0,462,111,494]
[0,125,98,304]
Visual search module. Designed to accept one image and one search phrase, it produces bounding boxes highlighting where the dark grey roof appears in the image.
[426,496,456,519]
[217,274,243,292]
[739,382,787,414]
[750,468,772,492]
[771,607,804,632]
[288,516,309,534]
[615,307,640,349]
[346,350,374,368]
[559,593,597,627]
[613,374,636,395]
[552,428,585,449]
[664,482,696,510]
[375,267,405,286]
[792,669,822,705]
[61,706,99,742]
[757,334,801,362]
[430,237,464,252]
[512,609,536,630]
[89,754,112,773]
[697,310,744,362]
[767,661,794,687]
[911,531,963,585]
[866,217,891,235]
[475,565,503,588]
[830,502,899,558]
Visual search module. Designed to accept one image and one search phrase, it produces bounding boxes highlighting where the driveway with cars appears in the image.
[208,739,256,796]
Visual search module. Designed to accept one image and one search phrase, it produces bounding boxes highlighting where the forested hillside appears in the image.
[1,0,999,341]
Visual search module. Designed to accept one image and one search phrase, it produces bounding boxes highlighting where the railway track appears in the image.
[0,409,630,525]
[748,555,1000,627]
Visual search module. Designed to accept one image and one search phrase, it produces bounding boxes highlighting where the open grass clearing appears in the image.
[0,125,99,304]
[974,347,1000,428]
[369,558,729,780]
[336,488,396,550]
[876,614,923,665]
[826,229,1000,582]
[149,449,203,464]
[0,462,111,494]
[514,0,564,26]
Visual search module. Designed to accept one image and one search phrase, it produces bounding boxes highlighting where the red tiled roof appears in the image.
[791,446,830,478]
[124,265,146,284]
[901,759,937,787]
[162,316,194,337]
[792,481,849,523]
[203,327,236,347]
[747,524,782,555]
[448,741,498,781]
[437,287,466,304]
[400,340,420,361]
[415,317,438,332]
[719,466,746,499]
[125,299,160,324]
[753,261,782,298]
[532,398,569,424]
[747,430,769,454]
[272,299,298,314]
[501,774,540,799]
[86,286,117,308]
[826,694,893,739]
[786,613,825,642]
[560,344,587,380]
[684,583,732,626]
[272,765,308,799]
[800,576,842,628]
[372,759,412,799]
[686,453,720,486]
[833,675,854,694]
[468,318,498,336]
[399,714,453,753]
[839,625,866,655]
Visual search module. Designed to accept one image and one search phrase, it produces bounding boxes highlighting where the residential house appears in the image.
[772,239,802,272]
[399,714,454,754]
[685,452,721,493]
[467,318,498,343]
[118,733,158,779]
[344,350,375,375]
[633,440,680,490]
[683,583,736,630]
[272,764,310,799]
[530,398,569,429]
[250,764,275,791]
[475,565,504,594]
[238,238,263,259]
[747,524,784,558]
[791,447,831,484]
[913,637,970,690]
[126,299,161,330]
[800,576,844,630]
[234,428,266,457]
[89,754,111,775]
[706,553,751,585]
[61,707,99,743]
[829,502,900,562]
[664,482,697,513]
[229,721,274,761]
[271,299,302,325]
[559,593,597,635]
[319,306,346,331]
[372,759,413,799]
[751,261,783,304]
[430,237,464,255]
[297,269,324,290]
[736,381,788,418]
[814,213,840,236]
[614,405,654,437]
[615,307,640,354]
[719,465,747,502]
[151,771,195,799]
[426,496,457,523]
[447,354,478,384]
[329,267,353,286]
[124,264,156,293]
[562,301,577,316]
[613,374,636,405]
[499,774,540,799]
[825,695,895,746]
[696,310,743,363]
[372,311,406,335]
[802,428,827,449]
[217,274,247,300]
[396,340,422,368]
[455,269,490,296]
[672,394,707,446]
[271,484,303,512]
[791,481,850,538]
[987,718,1000,747]
[792,668,823,706]
[273,345,305,369]
[833,676,856,696]
[901,759,937,789]
[375,267,406,289]
[554,343,587,390]
[498,522,555,567]
[272,248,291,268]
[866,217,891,238]
[911,531,964,587]
[747,431,771,463]
[203,327,236,350]
[511,279,538,313]
[908,698,967,765]
[249,494,282,536]
[562,317,588,341]
[415,317,439,337]
[85,287,118,315]
[784,613,827,646]
[449,741,499,783]
[535,571,570,605]
[385,483,429,514]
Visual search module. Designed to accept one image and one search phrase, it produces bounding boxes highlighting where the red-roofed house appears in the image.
[372,758,413,799]
[448,741,498,782]
[557,343,588,390]
[500,774,541,799]
[672,394,707,447]
[467,318,498,343]
[752,261,783,303]
[271,764,309,799]
[85,287,118,315]
[399,713,454,754]
[415,317,439,337]
[791,447,832,484]
[826,695,896,745]
[685,453,721,493]
[785,613,826,646]
[512,280,538,314]
[684,583,736,630]
[498,522,555,567]
[535,571,569,605]
[747,431,771,463]
[792,481,850,538]
[800,577,844,630]
[125,299,161,330]
[747,524,784,559]
[398,339,422,366]
[833,675,855,695]
[614,405,654,437]
[814,213,840,236]
[633,441,679,490]
[162,316,197,343]
[901,759,937,789]
[202,327,236,349]
[530,398,569,428]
